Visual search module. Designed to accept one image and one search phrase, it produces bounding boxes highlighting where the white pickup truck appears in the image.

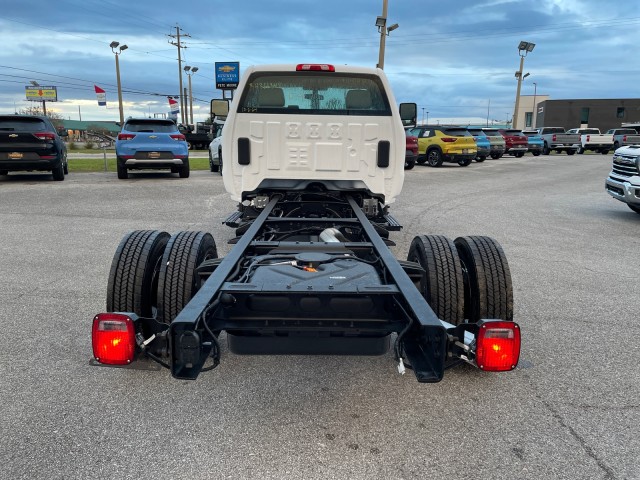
[566,128,613,155]
[90,63,521,383]
[605,145,640,214]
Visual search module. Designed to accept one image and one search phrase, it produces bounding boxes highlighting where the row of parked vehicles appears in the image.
[403,125,545,169]
[402,125,640,169]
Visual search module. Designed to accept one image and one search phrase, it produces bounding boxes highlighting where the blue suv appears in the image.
[115,118,189,179]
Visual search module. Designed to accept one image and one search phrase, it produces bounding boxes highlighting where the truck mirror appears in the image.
[399,103,417,128]
[211,99,230,120]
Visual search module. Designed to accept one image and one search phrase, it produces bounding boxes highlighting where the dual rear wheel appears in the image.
[106,230,217,324]
[407,235,513,325]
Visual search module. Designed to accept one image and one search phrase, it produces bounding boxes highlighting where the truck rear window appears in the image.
[237,72,391,116]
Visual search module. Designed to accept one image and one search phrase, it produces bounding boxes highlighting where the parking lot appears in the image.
[1,154,638,479]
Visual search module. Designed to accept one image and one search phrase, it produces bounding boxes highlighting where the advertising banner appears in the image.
[25,86,57,102]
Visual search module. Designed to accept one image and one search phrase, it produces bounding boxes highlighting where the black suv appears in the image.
[0,115,68,181]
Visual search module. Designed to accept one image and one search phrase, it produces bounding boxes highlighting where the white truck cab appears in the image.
[221,64,408,205]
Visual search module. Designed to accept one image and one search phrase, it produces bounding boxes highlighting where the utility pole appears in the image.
[169,25,190,125]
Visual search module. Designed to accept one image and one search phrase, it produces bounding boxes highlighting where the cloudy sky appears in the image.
[1,0,638,124]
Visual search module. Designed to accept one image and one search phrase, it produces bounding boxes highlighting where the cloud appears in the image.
[1,0,637,123]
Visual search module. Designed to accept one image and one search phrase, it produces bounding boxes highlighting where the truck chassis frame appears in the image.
[96,189,518,382]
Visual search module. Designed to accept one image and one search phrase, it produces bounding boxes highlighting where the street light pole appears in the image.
[375,0,398,69]
[110,41,128,125]
[512,40,535,129]
[184,66,198,125]
[532,82,538,129]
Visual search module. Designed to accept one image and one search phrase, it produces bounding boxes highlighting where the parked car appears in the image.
[208,122,224,175]
[566,128,613,154]
[405,131,418,170]
[521,130,543,156]
[115,118,189,179]
[0,114,68,180]
[605,128,640,151]
[498,129,529,157]
[466,128,490,162]
[479,128,506,159]
[407,125,477,167]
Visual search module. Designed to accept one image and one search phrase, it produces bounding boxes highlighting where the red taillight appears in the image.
[476,321,520,371]
[441,137,457,143]
[552,134,557,141]
[170,134,186,141]
[34,132,56,141]
[118,133,136,141]
[296,64,335,72]
[92,313,136,365]
[623,135,627,142]
[586,135,590,142]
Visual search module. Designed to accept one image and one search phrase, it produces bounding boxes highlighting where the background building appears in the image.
[533,98,640,132]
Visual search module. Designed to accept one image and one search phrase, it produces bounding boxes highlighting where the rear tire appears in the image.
[416,156,427,165]
[532,152,540,156]
[601,150,609,155]
[427,149,443,167]
[454,236,513,323]
[404,158,416,170]
[218,148,223,176]
[475,156,486,162]
[515,152,525,158]
[407,235,464,325]
[156,231,218,324]
[566,149,575,155]
[543,143,550,155]
[179,159,190,178]
[117,161,128,179]
[209,150,217,172]
[490,153,501,159]
[578,146,584,154]
[106,230,170,318]
[52,162,64,181]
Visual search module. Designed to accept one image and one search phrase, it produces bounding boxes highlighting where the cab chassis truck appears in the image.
[92,64,520,382]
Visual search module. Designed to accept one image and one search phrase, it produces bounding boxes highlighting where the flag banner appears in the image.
[94,85,106,106]
[168,97,179,115]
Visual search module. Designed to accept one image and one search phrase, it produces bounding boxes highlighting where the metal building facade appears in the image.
[535,99,640,132]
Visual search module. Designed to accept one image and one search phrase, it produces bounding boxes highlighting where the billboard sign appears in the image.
[25,86,58,102]
[215,62,240,90]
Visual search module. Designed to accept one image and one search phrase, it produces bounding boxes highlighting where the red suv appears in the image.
[498,129,528,158]
[405,132,418,170]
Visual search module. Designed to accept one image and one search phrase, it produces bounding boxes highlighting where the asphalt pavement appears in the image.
[0,153,638,480]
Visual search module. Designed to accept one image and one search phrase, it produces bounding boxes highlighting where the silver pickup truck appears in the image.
[537,127,580,155]
[605,145,640,214]
[606,128,640,151]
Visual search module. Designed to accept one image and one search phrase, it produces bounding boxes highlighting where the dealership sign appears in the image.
[215,62,240,90]
[25,86,58,102]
